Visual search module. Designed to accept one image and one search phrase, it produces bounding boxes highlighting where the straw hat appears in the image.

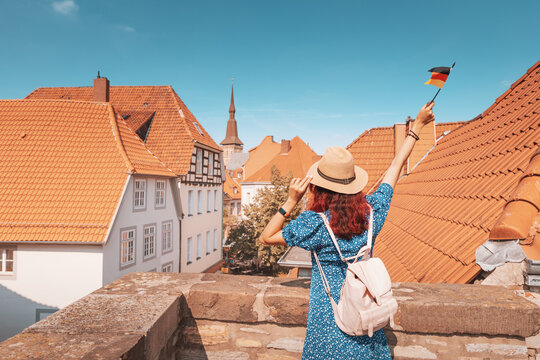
[307,146,368,194]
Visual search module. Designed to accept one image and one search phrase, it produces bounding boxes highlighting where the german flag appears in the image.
[425,66,452,89]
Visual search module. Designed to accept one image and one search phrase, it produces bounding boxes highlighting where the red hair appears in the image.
[306,185,370,239]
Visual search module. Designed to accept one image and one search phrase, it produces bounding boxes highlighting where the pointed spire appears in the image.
[221,81,243,146]
[229,83,236,117]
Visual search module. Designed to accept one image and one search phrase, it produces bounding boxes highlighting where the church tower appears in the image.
[220,84,243,167]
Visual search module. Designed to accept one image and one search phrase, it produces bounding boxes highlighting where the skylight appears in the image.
[193,122,204,136]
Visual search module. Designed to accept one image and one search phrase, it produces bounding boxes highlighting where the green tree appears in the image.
[225,220,257,261]
[242,166,304,266]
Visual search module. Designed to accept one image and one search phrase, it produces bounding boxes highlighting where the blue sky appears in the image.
[1,0,539,154]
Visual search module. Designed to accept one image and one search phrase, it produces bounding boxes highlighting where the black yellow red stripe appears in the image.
[425,66,452,89]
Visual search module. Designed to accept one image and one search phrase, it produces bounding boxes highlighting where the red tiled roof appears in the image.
[243,137,320,182]
[244,136,282,180]
[26,85,220,175]
[347,126,395,193]
[224,170,242,200]
[347,121,465,194]
[0,99,174,244]
[376,60,540,283]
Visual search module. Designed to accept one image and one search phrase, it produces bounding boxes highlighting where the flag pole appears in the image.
[429,62,455,104]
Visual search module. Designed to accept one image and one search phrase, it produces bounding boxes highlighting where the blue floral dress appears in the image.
[282,183,394,360]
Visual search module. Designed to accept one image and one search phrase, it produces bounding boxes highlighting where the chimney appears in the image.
[93,72,110,102]
[281,139,291,154]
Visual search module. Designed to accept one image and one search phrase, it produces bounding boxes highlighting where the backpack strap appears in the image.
[319,207,373,264]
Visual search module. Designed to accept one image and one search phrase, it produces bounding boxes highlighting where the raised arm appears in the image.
[381,102,435,188]
[259,176,311,246]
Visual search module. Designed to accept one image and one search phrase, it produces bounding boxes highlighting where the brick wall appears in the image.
[1,272,539,360]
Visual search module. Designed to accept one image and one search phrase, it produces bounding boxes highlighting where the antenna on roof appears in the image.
[97,71,101,79]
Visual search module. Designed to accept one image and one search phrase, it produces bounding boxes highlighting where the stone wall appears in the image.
[1,272,539,360]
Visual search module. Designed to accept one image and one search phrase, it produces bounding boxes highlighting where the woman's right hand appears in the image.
[288,176,312,204]
[415,102,435,128]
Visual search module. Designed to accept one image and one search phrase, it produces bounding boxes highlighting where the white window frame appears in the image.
[197,190,202,214]
[230,203,235,216]
[120,228,136,267]
[187,236,193,263]
[196,233,202,260]
[196,149,203,174]
[0,247,15,274]
[188,190,194,216]
[155,180,166,208]
[214,190,219,211]
[162,221,173,253]
[206,231,211,255]
[134,179,146,210]
[207,190,211,212]
[208,153,214,176]
[143,224,156,260]
[161,262,173,272]
[237,202,241,216]
[213,229,218,251]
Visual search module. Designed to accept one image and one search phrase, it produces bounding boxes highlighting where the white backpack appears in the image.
[312,209,398,337]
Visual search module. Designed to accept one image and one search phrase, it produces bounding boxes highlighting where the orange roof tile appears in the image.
[26,85,220,175]
[243,136,320,182]
[347,127,395,193]
[243,136,282,180]
[0,99,174,244]
[223,170,242,200]
[376,60,540,283]
[348,121,469,194]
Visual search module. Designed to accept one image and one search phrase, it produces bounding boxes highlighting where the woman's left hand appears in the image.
[288,176,312,204]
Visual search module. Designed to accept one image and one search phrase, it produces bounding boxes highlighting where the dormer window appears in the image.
[233,187,238,194]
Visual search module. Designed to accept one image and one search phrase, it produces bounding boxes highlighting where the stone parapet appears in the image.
[0,272,539,359]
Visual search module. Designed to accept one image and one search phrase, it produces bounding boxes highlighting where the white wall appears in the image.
[102,176,180,285]
[0,244,102,341]
[179,181,223,273]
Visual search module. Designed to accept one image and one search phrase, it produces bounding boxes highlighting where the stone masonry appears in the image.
[0,272,539,359]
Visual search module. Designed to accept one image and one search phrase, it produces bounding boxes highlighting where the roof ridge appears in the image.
[107,104,135,173]
[2,98,109,106]
[482,60,540,118]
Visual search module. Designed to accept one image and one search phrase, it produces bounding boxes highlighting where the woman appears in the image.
[259,102,435,359]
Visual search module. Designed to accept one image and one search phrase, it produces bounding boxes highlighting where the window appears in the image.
[0,247,15,273]
[143,225,156,259]
[187,237,193,263]
[196,149,203,174]
[161,262,173,272]
[155,180,166,208]
[230,203,235,215]
[120,229,135,266]
[207,190,211,212]
[162,221,173,253]
[197,190,202,214]
[188,190,194,216]
[193,122,204,135]
[214,190,219,211]
[237,203,241,216]
[196,234,202,259]
[134,179,146,210]
[213,229,218,251]
[206,231,211,255]
[233,187,238,194]
[208,153,214,176]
